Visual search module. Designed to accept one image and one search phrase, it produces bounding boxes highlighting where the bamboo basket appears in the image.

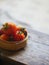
[0,31,28,51]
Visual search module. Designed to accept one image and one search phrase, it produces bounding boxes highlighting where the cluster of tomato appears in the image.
[0,23,25,41]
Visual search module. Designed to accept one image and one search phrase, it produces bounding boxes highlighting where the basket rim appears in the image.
[0,31,28,44]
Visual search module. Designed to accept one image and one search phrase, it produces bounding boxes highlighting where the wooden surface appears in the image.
[0,28,49,65]
[0,10,49,65]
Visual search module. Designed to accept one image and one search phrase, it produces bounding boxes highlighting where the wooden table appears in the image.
[0,28,49,65]
[0,11,49,65]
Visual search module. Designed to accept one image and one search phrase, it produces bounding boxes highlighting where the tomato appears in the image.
[11,24,20,35]
[14,31,25,41]
[0,34,9,40]
[1,23,19,35]
[0,23,25,41]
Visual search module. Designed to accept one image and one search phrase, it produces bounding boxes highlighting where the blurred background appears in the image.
[0,0,49,34]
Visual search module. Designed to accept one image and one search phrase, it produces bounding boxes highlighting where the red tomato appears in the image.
[0,23,25,41]
[1,23,19,35]
[14,31,25,41]
[0,34,9,40]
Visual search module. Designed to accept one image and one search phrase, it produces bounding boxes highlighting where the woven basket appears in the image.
[0,31,28,51]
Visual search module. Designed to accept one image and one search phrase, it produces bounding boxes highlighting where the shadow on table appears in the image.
[0,55,26,65]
